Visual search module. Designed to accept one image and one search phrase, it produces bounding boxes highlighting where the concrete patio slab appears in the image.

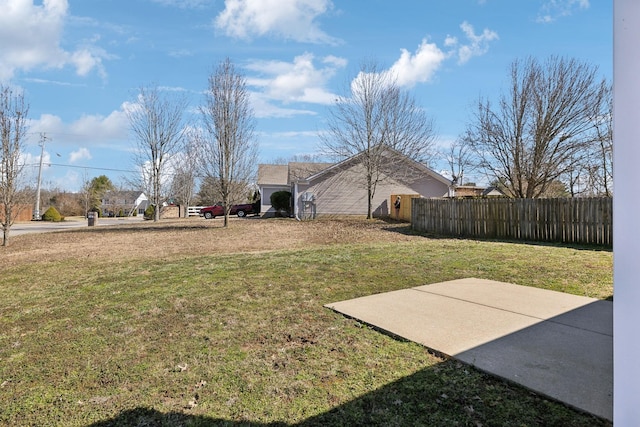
[325,278,612,421]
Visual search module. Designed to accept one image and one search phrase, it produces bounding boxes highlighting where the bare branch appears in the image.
[0,85,30,246]
[199,58,258,227]
[467,56,607,198]
[319,60,438,218]
[127,85,188,221]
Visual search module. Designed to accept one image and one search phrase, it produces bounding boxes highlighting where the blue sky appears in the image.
[1,0,611,192]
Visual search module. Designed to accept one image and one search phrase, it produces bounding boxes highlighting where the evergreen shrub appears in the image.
[270,191,291,216]
[42,206,64,222]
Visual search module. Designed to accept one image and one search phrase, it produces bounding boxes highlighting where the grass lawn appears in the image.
[0,218,612,426]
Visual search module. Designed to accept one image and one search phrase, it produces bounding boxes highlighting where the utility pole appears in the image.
[33,133,47,220]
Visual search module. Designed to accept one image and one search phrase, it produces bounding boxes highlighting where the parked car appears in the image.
[199,203,256,219]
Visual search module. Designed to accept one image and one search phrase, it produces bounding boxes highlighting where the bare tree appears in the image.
[169,131,200,210]
[320,60,437,218]
[443,136,477,186]
[127,85,188,221]
[466,56,606,198]
[585,80,613,196]
[269,153,327,165]
[558,80,613,197]
[0,85,29,246]
[198,58,257,228]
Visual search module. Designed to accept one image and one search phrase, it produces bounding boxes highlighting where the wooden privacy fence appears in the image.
[1,204,33,222]
[412,197,612,246]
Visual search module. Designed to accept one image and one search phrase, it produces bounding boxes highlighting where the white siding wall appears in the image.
[260,185,290,214]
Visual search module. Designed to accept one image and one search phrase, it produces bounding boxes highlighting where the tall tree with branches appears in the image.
[199,58,257,228]
[169,131,200,209]
[466,56,608,198]
[127,85,188,221]
[584,80,613,196]
[0,85,29,247]
[321,61,437,219]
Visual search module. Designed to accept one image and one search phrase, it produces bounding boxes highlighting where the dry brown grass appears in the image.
[3,217,419,266]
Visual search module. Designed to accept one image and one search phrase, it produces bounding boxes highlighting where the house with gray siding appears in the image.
[101,191,149,217]
[256,164,290,214]
[257,147,451,218]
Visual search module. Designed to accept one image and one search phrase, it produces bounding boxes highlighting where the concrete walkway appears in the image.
[325,278,612,421]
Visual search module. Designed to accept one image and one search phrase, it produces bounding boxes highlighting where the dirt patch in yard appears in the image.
[2,218,420,267]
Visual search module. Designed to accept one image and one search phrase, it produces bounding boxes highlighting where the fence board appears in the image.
[411,197,612,246]
[187,206,204,217]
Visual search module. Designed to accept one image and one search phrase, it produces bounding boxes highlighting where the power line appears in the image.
[46,163,138,174]
[24,162,138,174]
[27,162,207,178]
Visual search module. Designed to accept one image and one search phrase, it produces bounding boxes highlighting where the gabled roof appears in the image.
[288,162,333,182]
[257,164,289,186]
[102,190,146,202]
[442,185,508,198]
[257,147,450,188]
[483,186,507,197]
[301,145,451,186]
[257,162,333,186]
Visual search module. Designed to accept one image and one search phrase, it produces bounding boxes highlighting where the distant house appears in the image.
[101,191,149,217]
[257,147,451,218]
[257,162,331,215]
[445,185,507,198]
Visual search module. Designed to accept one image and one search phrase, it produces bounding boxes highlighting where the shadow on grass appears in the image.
[67,223,221,235]
[87,360,609,427]
[382,222,612,252]
[66,215,264,235]
[86,407,285,426]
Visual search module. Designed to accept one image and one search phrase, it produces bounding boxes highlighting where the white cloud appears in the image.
[388,39,447,87]
[151,0,210,8]
[22,150,51,170]
[0,0,110,81]
[29,106,129,147]
[537,0,590,23]
[249,92,317,118]
[22,77,83,87]
[69,111,128,142]
[158,85,190,92]
[446,21,499,65]
[69,147,92,163]
[375,22,497,88]
[214,0,339,44]
[70,49,105,78]
[168,49,194,58]
[245,53,345,107]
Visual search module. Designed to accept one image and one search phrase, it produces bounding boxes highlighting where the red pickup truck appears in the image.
[199,203,256,219]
